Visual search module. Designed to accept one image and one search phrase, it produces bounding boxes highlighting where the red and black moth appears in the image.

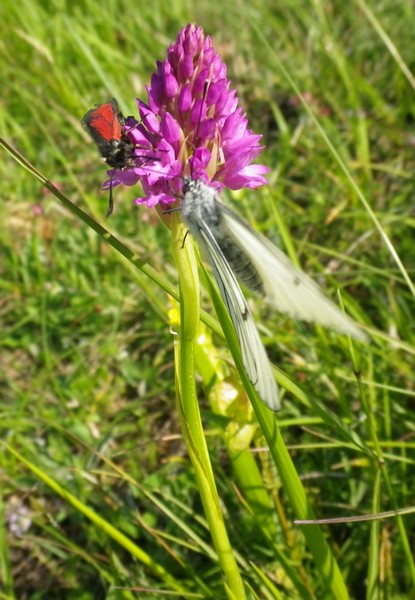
[82,98,134,215]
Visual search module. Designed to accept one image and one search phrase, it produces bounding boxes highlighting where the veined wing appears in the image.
[218,201,367,341]
[195,217,280,411]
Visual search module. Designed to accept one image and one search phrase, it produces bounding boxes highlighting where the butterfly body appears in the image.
[182,178,264,294]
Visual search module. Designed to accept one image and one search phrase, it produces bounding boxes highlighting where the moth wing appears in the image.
[219,202,366,341]
[82,99,122,146]
[196,219,280,411]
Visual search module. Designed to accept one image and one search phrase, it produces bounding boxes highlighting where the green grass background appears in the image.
[1,0,415,598]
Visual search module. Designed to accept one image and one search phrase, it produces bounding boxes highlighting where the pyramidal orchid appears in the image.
[103,23,269,208]
[97,25,270,598]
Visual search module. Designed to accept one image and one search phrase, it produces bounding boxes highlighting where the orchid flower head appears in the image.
[104,24,269,208]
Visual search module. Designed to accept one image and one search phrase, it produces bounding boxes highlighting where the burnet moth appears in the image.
[82,98,135,216]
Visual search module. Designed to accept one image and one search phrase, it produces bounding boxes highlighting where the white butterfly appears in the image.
[182,177,367,411]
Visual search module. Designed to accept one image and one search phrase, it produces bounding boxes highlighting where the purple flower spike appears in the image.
[106,24,269,208]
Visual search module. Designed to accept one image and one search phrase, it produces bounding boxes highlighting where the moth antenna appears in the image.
[106,171,115,217]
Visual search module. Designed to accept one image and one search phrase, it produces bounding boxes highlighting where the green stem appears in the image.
[203,250,350,597]
[170,212,246,600]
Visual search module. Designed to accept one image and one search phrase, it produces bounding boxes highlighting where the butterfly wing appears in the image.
[195,218,280,411]
[218,201,367,341]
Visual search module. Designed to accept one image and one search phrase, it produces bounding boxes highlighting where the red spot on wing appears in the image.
[85,100,123,141]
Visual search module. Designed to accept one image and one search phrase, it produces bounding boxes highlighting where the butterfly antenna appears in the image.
[191,80,210,179]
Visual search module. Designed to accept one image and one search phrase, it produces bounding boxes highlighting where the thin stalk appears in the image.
[170,212,247,600]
